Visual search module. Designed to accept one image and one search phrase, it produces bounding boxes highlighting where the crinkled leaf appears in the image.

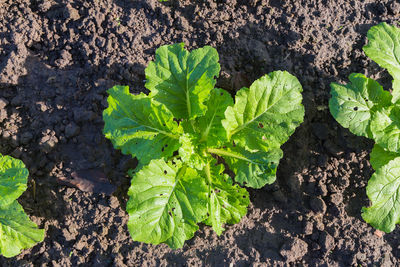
[362,157,400,233]
[203,161,249,235]
[0,155,28,207]
[145,43,220,120]
[329,73,391,138]
[209,146,282,188]
[370,144,399,170]
[0,200,45,258]
[195,88,233,147]
[178,134,206,170]
[103,85,182,165]
[126,159,208,249]
[222,71,304,151]
[363,22,400,103]
[370,106,400,153]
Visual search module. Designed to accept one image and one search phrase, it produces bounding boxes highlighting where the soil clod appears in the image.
[280,238,308,262]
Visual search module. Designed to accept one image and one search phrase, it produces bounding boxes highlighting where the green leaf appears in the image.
[0,155,28,207]
[195,88,233,147]
[208,147,282,188]
[178,134,206,170]
[222,71,304,151]
[0,200,45,258]
[370,106,400,153]
[0,154,44,257]
[145,43,220,120]
[103,85,182,165]
[370,144,399,170]
[362,157,400,233]
[203,161,249,235]
[126,159,208,249]
[363,23,400,79]
[393,80,400,104]
[363,22,400,103]
[329,73,392,138]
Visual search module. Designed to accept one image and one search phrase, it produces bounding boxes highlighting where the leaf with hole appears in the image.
[222,71,304,151]
[103,44,304,248]
[103,85,182,165]
[330,23,400,233]
[329,73,391,138]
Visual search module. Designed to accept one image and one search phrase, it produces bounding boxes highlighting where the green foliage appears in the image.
[361,157,400,231]
[363,22,400,103]
[0,154,45,257]
[103,86,182,165]
[329,73,391,138]
[222,71,304,151]
[145,43,220,120]
[126,159,208,248]
[103,43,304,248]
[329,23,400,233]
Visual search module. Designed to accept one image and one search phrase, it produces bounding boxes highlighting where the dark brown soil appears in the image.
[1,0,400,266]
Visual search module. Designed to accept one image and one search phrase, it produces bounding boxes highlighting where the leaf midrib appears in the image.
[207,148,261,166]
[127,117,178,139]
[374,166,400,204]
[137,165,187,241]
[229,80,294,137]
[0,208,42,243]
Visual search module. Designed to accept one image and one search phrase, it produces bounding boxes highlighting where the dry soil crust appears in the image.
[0,0,400,266]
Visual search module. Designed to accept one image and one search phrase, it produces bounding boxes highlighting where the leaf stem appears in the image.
[199,119,213,142]
[207,148,249,162]
[161,130,181,139]
[204,161,212,185]
[127,118,179,139]
[168,154,181,162]
[176,164,187,182]
[185,68,192,118]
[190,119,196,133]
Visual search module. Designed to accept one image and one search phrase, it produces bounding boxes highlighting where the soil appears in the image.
[0,0,400,266]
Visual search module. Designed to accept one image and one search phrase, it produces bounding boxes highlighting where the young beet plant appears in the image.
[103,43,304,248]
[0,154,45,257]
[330,23,400,233]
